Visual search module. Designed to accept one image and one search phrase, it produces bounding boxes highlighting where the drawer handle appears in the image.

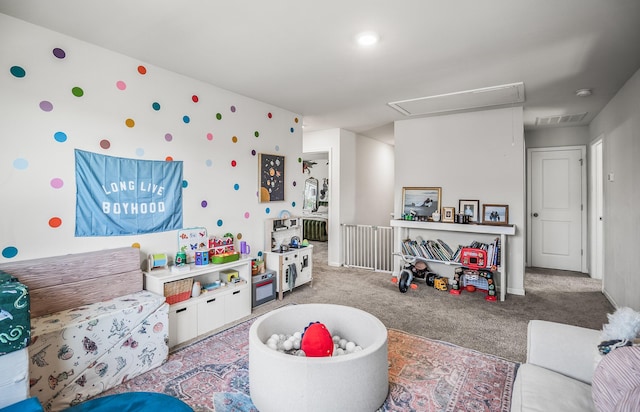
[207,298,216,303]
[176,308,187,313]
[233,290,240,295]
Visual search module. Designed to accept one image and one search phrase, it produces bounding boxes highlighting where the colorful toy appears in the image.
[392,253,437,293]
[450,247,497,301]
[300,322,334,357]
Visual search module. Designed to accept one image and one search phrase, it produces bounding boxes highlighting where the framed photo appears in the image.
[459,199,480,222]
[482,204,509,225]
[442,207,455,223]
[401,187,442,220]
[258,153,285,202]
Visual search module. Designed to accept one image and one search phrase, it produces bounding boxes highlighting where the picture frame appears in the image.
[482,204,509,225]
[401,187,442,220]
[458,199,480,222]
[258,153,285,202]
[442,207,455,223]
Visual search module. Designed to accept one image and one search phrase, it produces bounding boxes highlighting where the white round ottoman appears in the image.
[249,304,389,412]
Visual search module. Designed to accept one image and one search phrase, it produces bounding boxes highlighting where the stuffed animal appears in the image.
[598,307,640,354]
[300,322,334,357]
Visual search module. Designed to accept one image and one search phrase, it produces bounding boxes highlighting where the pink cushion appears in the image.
[592,346,640,412]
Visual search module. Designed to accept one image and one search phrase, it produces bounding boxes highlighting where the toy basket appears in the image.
[164,278,193,304]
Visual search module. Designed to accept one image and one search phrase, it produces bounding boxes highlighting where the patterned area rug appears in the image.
[101,317,518,412]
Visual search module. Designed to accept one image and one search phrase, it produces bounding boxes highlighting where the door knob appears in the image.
[532,213,539,217]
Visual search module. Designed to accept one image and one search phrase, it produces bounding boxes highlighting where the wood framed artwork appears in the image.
[459,199,480,222]
[401,187,442,220]
[482,204,509,225]
[258,153,285,202]
[442,207,455,223]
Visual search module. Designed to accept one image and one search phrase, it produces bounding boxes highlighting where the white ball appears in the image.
[293,339,301,349]
[297,350,306,357]
[336,348,345,356]
[267,341,277,350]
[339,338,347,349]
[346,341,356,352]
[270,334,279,342]
[293,331,302,339]
[283,340,293,351]
[354,346,363,352]
[332,335,340,343]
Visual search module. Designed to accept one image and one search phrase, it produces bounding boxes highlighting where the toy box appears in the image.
[220,269,239,283]
[0,271,30,356]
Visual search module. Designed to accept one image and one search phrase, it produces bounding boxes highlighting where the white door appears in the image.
[529,147,585,271]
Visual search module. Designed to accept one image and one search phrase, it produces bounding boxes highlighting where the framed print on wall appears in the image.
[259,153,285,202]
[442,207,455,223]
[482,204,509,225]
[459,199,480,222]
[401,187,442,220]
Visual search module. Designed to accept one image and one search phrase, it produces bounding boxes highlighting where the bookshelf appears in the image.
[390,220,516,301]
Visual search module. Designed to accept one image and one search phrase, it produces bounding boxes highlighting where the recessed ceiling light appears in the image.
[575,88,593,97]
[356,31,379,46]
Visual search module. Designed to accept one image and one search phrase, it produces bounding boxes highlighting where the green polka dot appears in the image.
[254,131,260,137]
[216,113,222,120]
[72,87,84,97]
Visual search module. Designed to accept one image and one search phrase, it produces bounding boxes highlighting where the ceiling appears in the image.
[2,0,640,145]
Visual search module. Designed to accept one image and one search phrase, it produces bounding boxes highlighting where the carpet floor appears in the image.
[100,315,518,412]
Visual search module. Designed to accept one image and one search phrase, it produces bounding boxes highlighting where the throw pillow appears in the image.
[592,346,640,412]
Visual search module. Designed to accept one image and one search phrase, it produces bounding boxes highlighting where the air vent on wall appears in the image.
[535,112,588,126]
[388,82,525,116]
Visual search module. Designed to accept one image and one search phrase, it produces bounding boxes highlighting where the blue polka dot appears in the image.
[257,251,263,257]
[206,159,213,167]
[265,207,271,214]
[217,219,223,227]
[136,148,144,156]
[291,201,296,207]
[54,131,67,143]
[182,180,189,188]
[275,145,280,151]
[13,158,28,170]
[2,246,18,259]
[152,102,161,111]
[10,66,26,78]
[290,127,294,133]
[183,115,190,124]
[234,183,240,190]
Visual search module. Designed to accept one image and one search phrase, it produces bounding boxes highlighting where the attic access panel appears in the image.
[388,82,525,116]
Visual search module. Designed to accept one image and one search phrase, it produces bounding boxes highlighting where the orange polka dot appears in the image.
[137,65,147,75]
[232,136,238,143]
[131,243,141,248]
[125,118,135,128]
[166,156,174,161]
[49,217,62,228]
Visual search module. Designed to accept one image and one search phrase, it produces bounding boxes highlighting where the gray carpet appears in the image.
[238,241,614,363]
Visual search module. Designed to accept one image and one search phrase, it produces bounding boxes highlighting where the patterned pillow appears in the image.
[592,346,640,412]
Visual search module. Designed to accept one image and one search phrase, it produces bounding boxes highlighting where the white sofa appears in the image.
[511,320,640,412]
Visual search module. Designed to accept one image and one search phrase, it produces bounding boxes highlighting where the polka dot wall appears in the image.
[0,15,304,261]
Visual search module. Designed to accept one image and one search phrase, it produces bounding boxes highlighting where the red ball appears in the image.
[466,285,476,292]
[301,322,334,357]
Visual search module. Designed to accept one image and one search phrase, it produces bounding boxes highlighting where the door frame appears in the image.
[589,136,604,279]
[526,146,588,272]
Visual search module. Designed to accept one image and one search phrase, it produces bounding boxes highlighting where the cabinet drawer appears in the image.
[225,286,251,321]
[196,295,226,335]
[168,305,198,347]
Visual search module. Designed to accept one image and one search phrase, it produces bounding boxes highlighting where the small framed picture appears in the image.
[459,199,480,222]
[482,204,509,225]
[442,207,455,223]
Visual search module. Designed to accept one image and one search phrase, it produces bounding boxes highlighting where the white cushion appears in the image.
[511,363,596,412]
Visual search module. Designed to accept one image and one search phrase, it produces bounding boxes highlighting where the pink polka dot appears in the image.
[50,178,64,189]
[206,133,213,141]
[231,160,237,167]
[244,212,250,219]
[100,139,111,149]
[165,133,173,142]
[116,81,126,90]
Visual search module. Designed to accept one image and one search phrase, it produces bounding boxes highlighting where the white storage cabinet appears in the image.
[265,246,313,300]
[144,258,251,347]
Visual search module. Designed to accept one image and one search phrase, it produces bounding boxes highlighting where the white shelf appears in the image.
[391,219,516,301]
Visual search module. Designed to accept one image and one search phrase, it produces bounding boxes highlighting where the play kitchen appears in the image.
[264,216,314,300]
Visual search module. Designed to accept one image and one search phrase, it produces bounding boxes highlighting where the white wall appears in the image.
[355,134,395,226]
[394,107,526,295]
[0,14,304,264]
[525,126,590,148]
[589,67,640,311]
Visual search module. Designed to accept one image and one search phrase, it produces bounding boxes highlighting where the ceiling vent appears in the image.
[535,112,588,126]
[388,82,525,116]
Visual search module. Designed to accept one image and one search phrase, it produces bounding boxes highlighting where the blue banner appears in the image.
[75,149,183,236]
